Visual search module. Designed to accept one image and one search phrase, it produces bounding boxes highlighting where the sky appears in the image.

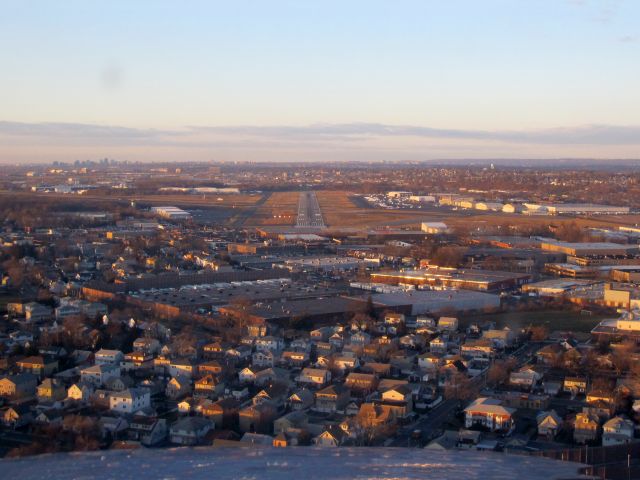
[1,0,639,164]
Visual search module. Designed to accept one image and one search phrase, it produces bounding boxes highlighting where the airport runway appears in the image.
[296,191,325,228]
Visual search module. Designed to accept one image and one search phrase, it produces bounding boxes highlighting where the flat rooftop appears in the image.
[129,279,346,309]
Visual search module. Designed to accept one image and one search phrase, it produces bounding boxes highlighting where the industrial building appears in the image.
[150,206,192,220]
[370,268,531,292]
[358,290,501,315]
[540,239,639,257]
[523,203,630,215]
[421,222,449,234]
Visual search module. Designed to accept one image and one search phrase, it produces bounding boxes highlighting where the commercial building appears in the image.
[358,290,501,315]
[602,283,640,310]
[524,203,629,215]
[591,309,640,342]
[370,268,530,292]
[421,222,449,234]
[540,239,639,257]
[278,256,364,273]
[150,206,192,220]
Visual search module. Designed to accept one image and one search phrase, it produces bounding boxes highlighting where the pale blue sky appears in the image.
[1,0,639,162]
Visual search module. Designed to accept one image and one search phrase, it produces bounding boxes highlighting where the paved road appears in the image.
[296,191,325,228]
[389,399,460,447]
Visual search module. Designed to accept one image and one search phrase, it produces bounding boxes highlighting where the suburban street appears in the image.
[389,399,460,447]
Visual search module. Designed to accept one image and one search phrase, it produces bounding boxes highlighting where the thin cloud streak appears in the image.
[2,121,640,146]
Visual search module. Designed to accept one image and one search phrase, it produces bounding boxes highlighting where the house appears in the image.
[201,397,239,429]
[169,358,198,378]
[345,372,378,396]
[132,337,161,355]
[202,341,227,359]
[536,344,563,365]
[429,337,447,354]
[417,353,441,370]
[356,403,397,430]
[178,397,195,414]
[67,382,94,403]
[438,317,459,331]
[37,378,66,402]
[16,356,58,378]
[225,345,252,362]
[542,379,562,396]
[464,397,515,432]
[2,404,33,427]
[255,367,290,387]
[240,432,273,446]
[95,349,124,365]
[332,355,360,372]
[35,409,63,426]
[385,313,405,325]
[313,425,347,447]
[564,377,588,396]
[170,417,213,445]
[198,360,225,376]
[280,350,309,367]
[239,367,259,384]
[482,328,516,348]
[273,431,292,447]
[99,416,129,439]
[255,336,284,352]
[238,402,278,434]
[380,385,413,418]
[399,334,426,350]
[509,367,542,391]
[80,363,120,386]
[350,331,372,346]
[297,368,331,388]
[586,388,615,407]
[287,389,315,411]
[314,384,350,413]
[116,351,149,371]
[362,362,392,377]
[128,416,167,446]
[290,337,310,351]
[573,412,600,444]
[328,332,344,348]
[0,374,37,399]
[253,383,289,408]
[460,338,495,359]
[310,326,335,342]
[104,376,134,392]
[252,350,278,368]
[194,374,221,398]
[24,302,53,322]
[583,400,615,421]
[602,416,635,446]
[273,410,308,434]
[109,388,151,414]
[90,389,112,409]
[537,410,563,438]
[500,392,549,410]
[166,376,191,400]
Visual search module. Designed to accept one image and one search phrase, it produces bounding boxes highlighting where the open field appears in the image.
[0,190,264,209]
[315,191,429,228]
[2,189,637,231]
[459,309,610,334]
[246,191,299,226]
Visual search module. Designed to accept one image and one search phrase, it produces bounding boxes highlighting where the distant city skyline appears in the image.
[1,0,639,163]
